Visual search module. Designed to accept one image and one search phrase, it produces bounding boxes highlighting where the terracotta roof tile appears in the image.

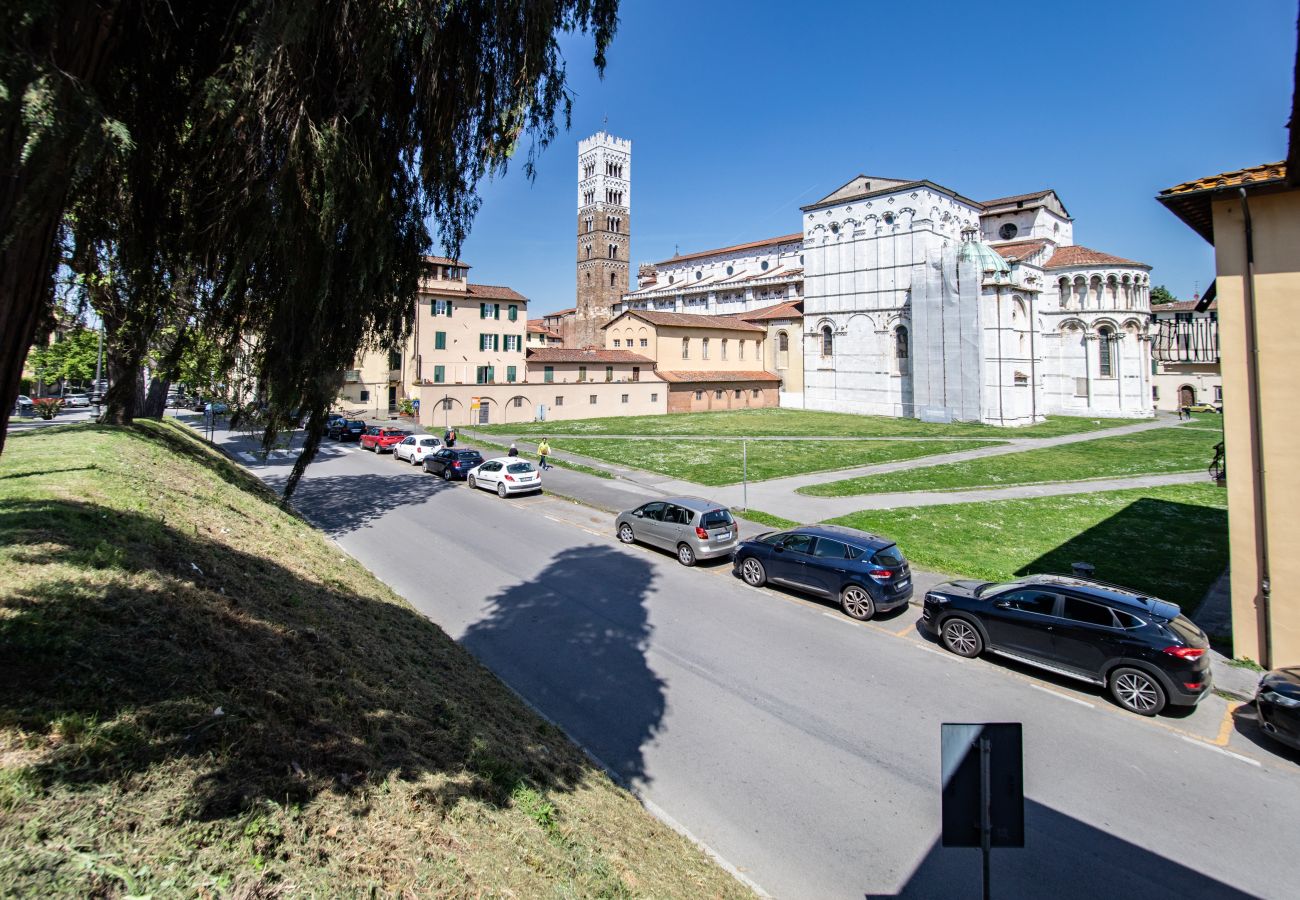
[423,255,470,268]
[607,310,766,332]
[526,348,654,364]
[1157,162,1289,243]
[992,239,1050,263]
[544,307,576,317]
[462,283,527,302]
[654,233,803,267]
[729,299,804,322]
[656,370,782,383]
[1044,244,1149,270]
[1160,162,1286,196]
[526,320,562,337]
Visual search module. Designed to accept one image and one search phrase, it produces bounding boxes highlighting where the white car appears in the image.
[393,434,442,465]
[467,457,542,497]
[63,393,91,408]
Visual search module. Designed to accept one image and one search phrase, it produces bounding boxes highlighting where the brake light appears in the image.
[453,462,462,468]
[1183,682,1204,690]
[1162,646,1206,660]
[695,526,709,540]
[505,475,515,482]
[867,569,894,583]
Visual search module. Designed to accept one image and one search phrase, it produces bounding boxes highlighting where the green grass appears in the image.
[477,408,1135,439]
[800,425,1220,496]
[0,421,749,898]
[735,509,800,530]
[555,438,997,486]
[826,482,1227,612]
[467,435,614,479]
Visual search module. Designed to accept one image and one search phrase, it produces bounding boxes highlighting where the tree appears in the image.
[0,1,620,489]
[1150,285,1178,305]
[26,326,99,391]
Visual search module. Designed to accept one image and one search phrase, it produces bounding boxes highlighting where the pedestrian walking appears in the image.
[508,443,519,457]
[445,427,457,448]
[537,438,551,470]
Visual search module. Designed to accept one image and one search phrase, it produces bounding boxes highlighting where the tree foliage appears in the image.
[26,326,99,388]
[1149,285,1178,305]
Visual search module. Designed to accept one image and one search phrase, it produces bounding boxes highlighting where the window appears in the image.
[640,338,648,348]
[578,365,587,382]
[621,393,629,403]
[433,298,453,317]
[434,331,446,350]
[1214,385,1223,402]
[613,339,621,348]
[694,390,703,400]
[480,302,500,319]
[726,265,734,275]
[506,365,517,383]
[651,392,658,402]
[695,270,703,280]
[555,395,564,406]
[714,389,723,399]
[778,331,789,352]
[682,338,690,359]
[999,222,1018,240]
[752,389,760,397]
[779,533,814,554]
[589,394,597,405]
[895,326,909,361]
[476,365,495,384]
[996,589,1057,615]
[1098,326,1115,377]
[739,340,745,361]
[513,397,523,408]
[543,366,554,383]
[610,273,616,287]
[389,349,402,369]
[734,389,741,399]
[761,260,769,270]
[508,305,518,322]
[359,389,370,402]
[433,365,445,384]
[639,502,665,521]
[702,338,710,359]
[813,539,849,559]
[821,325,833,358]
[721,338,728,360]
[632,366,640,382]
[1063,596,1119,628]
[605,366,614,382]
[480,334,499,352]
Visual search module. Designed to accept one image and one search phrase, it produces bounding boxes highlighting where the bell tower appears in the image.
[573,131,631,348]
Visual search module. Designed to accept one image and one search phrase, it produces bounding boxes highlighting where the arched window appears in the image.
[895,326,909,365]
[778,331,789,352]
[1098,326,1115,377]
[610,273,616,287]
[821,325,833,358]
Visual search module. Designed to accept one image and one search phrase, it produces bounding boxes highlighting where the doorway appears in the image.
[1178,385,1195,407]
[387,385,398,413]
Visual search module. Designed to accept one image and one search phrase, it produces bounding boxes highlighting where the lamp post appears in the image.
[742,437,748,512]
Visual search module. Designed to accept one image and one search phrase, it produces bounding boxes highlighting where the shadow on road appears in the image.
[268,470,453,536]
[873,798,1254,899]
[461,545,664,788]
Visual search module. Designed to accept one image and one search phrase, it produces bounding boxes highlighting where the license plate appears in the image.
[716,530,731,541]
[896,578,910,590]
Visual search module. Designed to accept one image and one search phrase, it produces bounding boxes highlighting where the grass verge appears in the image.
[477,408,1133,439]
[552,438,997,486]
[467,434,615,480]
[825,482,1227,612]
[0,421,749,898]
[735,509,800,530]
[800,425,1219,496]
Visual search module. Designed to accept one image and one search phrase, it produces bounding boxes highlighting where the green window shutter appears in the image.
[544,366,554,383]
[494,305,501,320]
[487,366,495,383]
[493,334,500,351]
[480,303,487,319]
[507,366,516,383]
[435,331,446,350]
[509,305,518,322]
[433,365,445,383]
[445,301,453,317]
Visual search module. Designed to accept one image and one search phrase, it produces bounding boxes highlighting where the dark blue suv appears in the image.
[732,525,912,620]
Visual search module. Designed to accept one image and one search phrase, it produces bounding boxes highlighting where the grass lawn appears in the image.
[735,508,800,530]
[0,421,749,898]
[555,437,997,486]
[478,407,1135,439]
[826,482,1227,612]
[800,425,1221,496]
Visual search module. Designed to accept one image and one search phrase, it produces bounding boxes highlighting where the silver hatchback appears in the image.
[615,497,739,566]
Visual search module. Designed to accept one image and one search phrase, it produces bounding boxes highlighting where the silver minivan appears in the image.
[615,497,738,566]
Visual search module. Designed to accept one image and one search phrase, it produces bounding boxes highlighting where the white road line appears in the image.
[822,611,857,626]
[1179,735,1262,767]
[1029,683,1096,708]
[913,643,951,659]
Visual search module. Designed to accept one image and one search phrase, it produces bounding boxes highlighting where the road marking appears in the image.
[894,622,916,637]
[1179,735,1261,767]
[1214,702,1243,746]
[1030,683,1095,708]
[913,643,950,659]
[822,611,857,626]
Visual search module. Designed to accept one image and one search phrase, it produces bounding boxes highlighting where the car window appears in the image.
[781,534,814,554]
[845,545,865,560]
[996,589,1058,616]
[419,438,438,446]
[483,462,501,472]
[400,436,414,445]
[759,532,788,545]
[699,509,733,529]
[640,502,665,521]
[666,506,692,525]
[506,462,534,474]
[812,538,848,559]
[1062,596,1118,628]
[871,545,905,567]
[1113,610,1144,629]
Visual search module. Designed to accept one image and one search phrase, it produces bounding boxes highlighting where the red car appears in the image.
[360,427,412,453]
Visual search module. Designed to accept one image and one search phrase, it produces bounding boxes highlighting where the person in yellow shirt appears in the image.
[537,438,551,470]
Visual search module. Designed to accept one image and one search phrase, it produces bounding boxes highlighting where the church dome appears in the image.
[959,239,1012,276]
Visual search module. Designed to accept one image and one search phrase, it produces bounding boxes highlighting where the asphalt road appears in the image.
[203,422,1297,900]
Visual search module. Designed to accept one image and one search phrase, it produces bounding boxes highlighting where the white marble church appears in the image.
[622,174,1154,426]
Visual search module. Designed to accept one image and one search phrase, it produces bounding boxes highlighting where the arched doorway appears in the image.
[1179,385,1195,407]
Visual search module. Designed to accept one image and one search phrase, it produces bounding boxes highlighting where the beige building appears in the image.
[527,320,564,348]
[602,310,781,412]
[1149,299,1221,412]
[732,299,805,406]
[1159,160,1300,666]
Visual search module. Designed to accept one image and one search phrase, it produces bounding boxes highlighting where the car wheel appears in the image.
[617,523,635,544]
[467,475,477,490]
[497,482,507,498]
[740,557,766,587]
[840,585,876,621]
[441,468,452,481]
[941,617,983,658]
[1109,667,1166,716]
[676,543,696,567]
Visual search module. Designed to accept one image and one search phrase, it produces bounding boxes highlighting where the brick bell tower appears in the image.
[573,131,631,348]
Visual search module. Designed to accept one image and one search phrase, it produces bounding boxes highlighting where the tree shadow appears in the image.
[259,470,454,536]
[461,545,665,788]
[1014,497,1228,614]
[0,499,591,825]
[872,797,1256,899]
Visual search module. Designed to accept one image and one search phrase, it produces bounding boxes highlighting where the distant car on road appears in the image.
[1184,402,1221,414]
[360,427,411,453]
[394,434,441,465]
[467,457,542,498]
[14,395,33,416]
[423,448,484,480]
[732,525,912,618]
[327,419,367,441]
[62,393,91,408]
[204,401,228,415]
[616,498,738,567]
[1255,667,1300,751]
[921,574,1211,716]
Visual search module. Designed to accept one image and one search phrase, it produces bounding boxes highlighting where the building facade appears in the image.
[568,131,632,349]
[1150,299,1221,411]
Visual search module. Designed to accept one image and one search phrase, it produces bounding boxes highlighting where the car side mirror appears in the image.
[633,510,643,518]
[993,601,1010,609]
[773,545,785,553]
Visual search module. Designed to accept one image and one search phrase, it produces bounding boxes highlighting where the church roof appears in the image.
[605,310,766,332]
[1044,245,1149,270]
[802,178,982,212]
[654,233,802,267]
[980,189,1072,219]
[992,239,1051,263]
[730,299,804,322]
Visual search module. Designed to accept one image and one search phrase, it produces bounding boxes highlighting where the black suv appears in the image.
[327,419,367,441]
[424,448,484,480]
[732,525,912,620]
[921,574,1210,716]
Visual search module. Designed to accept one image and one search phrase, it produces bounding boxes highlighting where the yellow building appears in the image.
[731,299,805,406]
[1158,161,1300,666]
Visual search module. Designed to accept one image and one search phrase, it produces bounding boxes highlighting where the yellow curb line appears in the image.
[1214,702,1243,746]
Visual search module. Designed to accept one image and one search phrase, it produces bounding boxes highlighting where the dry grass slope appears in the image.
[0,421,751,899]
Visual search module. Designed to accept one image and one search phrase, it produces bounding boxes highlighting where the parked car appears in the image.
[424,448,484,480]
[732,525,912,618]
[394,434,441,465]
[921,574,1211,716]
[62,393,91,408]
[467,457,542,497]
[1185,402,1221,414]
[1255,667,1300,751]
[360,427,411,453]
[204,401,229,415]
[327,419,367,440]
[14,395,33,416]
[187,397,208,412]
[616,498,738,567]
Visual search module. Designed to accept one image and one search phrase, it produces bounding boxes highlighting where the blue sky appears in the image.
[455,0,1297,315]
